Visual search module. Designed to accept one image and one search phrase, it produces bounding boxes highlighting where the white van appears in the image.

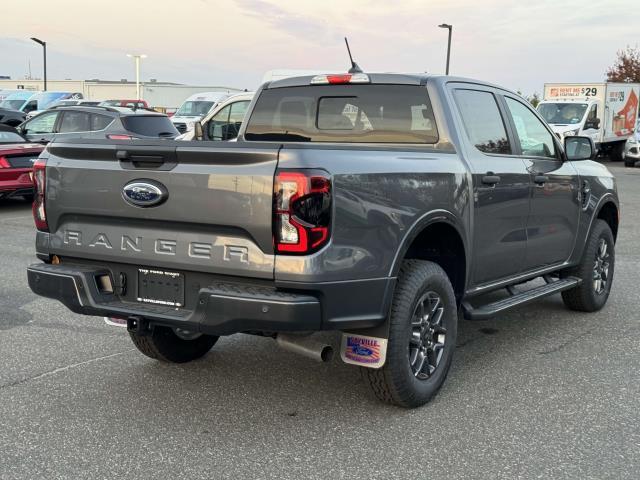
[177,92,255,141]
[171,92,233,134]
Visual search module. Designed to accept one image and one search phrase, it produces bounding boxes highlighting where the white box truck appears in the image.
[537,82,640,161]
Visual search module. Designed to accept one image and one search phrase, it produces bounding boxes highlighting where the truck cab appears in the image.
[537,82,640,161]
[537,98,601,143]
[171,92,233,134]
[177,92,255,141]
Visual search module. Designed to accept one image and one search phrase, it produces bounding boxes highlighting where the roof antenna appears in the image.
[344,37,363,74]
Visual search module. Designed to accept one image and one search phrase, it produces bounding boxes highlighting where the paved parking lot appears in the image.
[0,163,638,479]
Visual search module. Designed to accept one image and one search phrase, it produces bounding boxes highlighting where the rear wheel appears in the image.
[361,260,457,408]
[562,219,615,312]
[129,326,218,363]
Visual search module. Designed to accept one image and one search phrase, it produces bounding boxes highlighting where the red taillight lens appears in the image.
[327,74,353,84]
[274,170,331,254]
[310,73,370,85]
[0,156,9,169]
[32,158,48,231]
[107,134,134,140]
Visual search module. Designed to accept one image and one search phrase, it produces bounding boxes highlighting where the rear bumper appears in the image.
[27,262,394,336]
[0,168,33,198]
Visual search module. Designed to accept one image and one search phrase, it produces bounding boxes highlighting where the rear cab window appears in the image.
[121,115,178,137]
[245,85,438,143]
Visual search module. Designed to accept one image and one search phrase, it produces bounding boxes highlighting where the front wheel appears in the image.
[361,260,458,408]
[562,219,615,312]
[129,326,218,363]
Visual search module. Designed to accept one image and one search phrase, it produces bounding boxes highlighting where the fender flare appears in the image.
[571,193,619,263]
[388,209,469,279]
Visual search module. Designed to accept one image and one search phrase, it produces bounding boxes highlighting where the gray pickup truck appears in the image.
[27,73,619,408]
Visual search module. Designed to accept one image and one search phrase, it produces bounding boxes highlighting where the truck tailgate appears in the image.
[44,140,279,279]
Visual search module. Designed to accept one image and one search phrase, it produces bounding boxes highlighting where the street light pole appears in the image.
[438,24,453,75]
[30,37,47,91]
[127,54,147,99]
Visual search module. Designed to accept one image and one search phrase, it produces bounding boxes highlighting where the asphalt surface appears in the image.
[1,163,639,480]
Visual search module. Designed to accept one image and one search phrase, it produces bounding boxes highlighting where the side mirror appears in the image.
[194,121,204,141]
[565,136,595,161]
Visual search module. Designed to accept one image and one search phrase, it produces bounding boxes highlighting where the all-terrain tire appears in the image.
[129,326,218,363]
[561,219,615,312]
[361,260,458,408]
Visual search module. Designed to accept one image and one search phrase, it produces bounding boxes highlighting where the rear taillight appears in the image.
[107,134,134,140]
[274,170,331,254]
[0,156,9,168]
[32,158,48,231]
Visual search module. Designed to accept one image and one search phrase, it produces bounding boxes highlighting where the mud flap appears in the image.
[340,333,388,369]
[338,277,394,368]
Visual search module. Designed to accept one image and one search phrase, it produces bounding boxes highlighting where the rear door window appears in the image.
[58,111,91,133]
[90,114,113,131]
[453,89,511,155]
[245,85,438,143]
[121,116,178,137]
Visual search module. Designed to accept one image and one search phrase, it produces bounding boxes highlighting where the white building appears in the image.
[0,79,244,111]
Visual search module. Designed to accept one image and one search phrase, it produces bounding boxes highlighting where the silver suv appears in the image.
[18,105,179,144]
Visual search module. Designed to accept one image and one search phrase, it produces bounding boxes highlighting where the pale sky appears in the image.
[1,0,638,94]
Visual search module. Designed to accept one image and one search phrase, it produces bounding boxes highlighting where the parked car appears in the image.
[178,92,255,141]
[171,91,233,134]
[0,107,26,127]
[0,91,41,114]
[26,72,619,408]
[26,98,99,120]
[17,105,179,143]
[99,99,149,109]
[623,118,640,167]
[0,125,44,201]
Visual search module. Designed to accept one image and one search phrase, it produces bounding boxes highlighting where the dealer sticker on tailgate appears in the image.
[137,268,184,307]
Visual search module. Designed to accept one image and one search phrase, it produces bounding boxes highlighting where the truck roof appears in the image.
[264,73,513,93]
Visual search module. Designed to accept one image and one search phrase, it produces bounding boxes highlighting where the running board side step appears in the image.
[462,277,581,321]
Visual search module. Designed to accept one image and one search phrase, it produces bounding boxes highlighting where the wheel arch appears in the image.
[596,200,619,242]
[390,210,468,302]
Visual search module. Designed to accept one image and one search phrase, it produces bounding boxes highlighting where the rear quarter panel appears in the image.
[275,144,471,282]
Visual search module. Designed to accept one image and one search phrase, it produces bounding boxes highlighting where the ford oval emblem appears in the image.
[122,180,168,207]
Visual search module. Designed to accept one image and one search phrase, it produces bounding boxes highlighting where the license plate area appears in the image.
[137,268,184,307]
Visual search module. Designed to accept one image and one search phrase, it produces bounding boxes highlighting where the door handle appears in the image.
[534,175,549,185]
[117,150,164,164]
[481,174,501,185]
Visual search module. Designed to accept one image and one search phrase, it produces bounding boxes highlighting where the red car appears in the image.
[99,99,149,109]
[0,125,44,201]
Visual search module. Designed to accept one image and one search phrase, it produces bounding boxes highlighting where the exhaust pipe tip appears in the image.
[319,345,334,363]
[276,334,334,363]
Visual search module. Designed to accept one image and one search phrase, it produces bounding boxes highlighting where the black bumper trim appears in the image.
[27,263,323,336]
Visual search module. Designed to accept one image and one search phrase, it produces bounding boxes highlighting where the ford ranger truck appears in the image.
[27,73,619,408]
